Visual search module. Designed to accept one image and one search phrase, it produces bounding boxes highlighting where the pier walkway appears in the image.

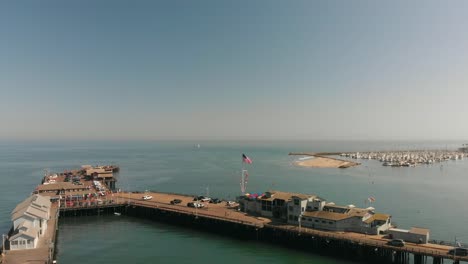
[114,191,466,263]
[2,190,467,264]
[113,192,270,228]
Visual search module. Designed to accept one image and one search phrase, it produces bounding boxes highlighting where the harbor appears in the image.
[290,147,467,168]
[1,163,467,264]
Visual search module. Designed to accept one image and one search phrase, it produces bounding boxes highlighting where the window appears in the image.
[261,200,272,211]
[27,240,31,244]
[294,216,298,221]
[315,219,319,222]
[329,222,333,225]
[294,199,299,205]
[301,207,305,212]
[322,221,326,224]
[308,218,312,222]
[11,241,18,245]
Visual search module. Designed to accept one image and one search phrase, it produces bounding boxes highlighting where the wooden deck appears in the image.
[3,190,467,264]
[113,191,467,262]
[113,192,270,227]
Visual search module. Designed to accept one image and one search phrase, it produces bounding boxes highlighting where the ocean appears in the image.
[1,140,467,264]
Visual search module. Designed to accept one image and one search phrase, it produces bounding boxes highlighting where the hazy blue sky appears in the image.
[1,1,468,140]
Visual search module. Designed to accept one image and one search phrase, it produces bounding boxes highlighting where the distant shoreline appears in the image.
[290,153,360,168]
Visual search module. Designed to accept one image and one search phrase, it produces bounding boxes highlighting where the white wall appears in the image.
[10,236,37,250]
[13,215,36,230]
[388,229,429,243]
[287,198,307,224]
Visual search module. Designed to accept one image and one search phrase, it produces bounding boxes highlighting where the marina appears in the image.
[1,162,467,264]
[339,150,465,167]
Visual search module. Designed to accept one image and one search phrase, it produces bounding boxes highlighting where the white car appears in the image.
[187,202,204,208]
[142,195,153,200]
[200,197,211,202]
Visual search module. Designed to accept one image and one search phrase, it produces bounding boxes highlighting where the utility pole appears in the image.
[454,236,457,262]
[298,214,303,235]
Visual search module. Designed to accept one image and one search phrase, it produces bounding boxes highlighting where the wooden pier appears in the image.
[2,191,467,263]
[103,192,468,263]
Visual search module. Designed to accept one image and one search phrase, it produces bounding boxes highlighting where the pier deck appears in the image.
[113,192,271,227]
[3,192,468,263]
[114,191,467,262]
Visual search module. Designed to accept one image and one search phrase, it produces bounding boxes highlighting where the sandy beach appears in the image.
[295,156,359,168]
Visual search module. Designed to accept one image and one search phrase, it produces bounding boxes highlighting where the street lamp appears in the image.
[2,234,5,254]
[452,234,468,262]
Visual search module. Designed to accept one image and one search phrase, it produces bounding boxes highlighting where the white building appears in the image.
[299,204,391,235]
[9,221,39,250]
[240,191,321,222]
[9,194,51,250]
[388,227,430,244]
[239,190,392,235]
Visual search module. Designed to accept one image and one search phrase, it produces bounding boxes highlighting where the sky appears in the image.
[1,0,468,141]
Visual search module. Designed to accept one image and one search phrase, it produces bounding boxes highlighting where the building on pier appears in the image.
[300,205,391,235]
[9,194,51,250]
[34,182,89,194]
[239,190,392,235]
[82,165,117,190]
[388,227,430,243]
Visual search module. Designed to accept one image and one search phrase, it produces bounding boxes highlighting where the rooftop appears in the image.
[36,182,88,192]
[262,190,316,201]
[410,227,430,235]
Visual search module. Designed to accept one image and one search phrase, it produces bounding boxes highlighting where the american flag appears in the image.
[242,153,253,164]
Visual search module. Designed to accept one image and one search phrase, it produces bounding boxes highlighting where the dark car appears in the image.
[387,239,405,247]
[448,247,468,256]
[209,198,221,204]
[170,199,182,205]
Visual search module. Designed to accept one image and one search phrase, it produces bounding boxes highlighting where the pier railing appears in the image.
[273,225,466,260]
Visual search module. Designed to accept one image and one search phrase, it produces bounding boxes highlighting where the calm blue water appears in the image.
[1,140,467,263]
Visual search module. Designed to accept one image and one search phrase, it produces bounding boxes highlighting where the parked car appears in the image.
[194,196,209,201]
[187,202,204,208]
[448,247,468,256]
[170,199,182,205]
[209,198,222,204]
[200,197,211,202]
[387,239,405,247]
[142,195,153,200]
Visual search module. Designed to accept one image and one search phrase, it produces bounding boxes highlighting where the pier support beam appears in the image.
[432,257,442,264]
[414,254,423,264]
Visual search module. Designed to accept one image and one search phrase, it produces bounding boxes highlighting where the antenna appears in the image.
[240,169,248,194]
